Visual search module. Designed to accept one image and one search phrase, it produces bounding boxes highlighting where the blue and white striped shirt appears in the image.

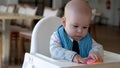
[50,31,103,61]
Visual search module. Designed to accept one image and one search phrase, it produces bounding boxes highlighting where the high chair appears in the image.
[22,16,120,68]
[18,6,60,64]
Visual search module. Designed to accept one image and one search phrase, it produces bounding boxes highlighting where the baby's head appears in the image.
[61,0,92,41]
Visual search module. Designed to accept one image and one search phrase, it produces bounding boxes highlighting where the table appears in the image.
[0,12,42,67]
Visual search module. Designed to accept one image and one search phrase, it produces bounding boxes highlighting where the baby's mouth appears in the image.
[74,36,82,41]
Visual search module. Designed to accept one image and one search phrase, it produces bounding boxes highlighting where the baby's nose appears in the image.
[77,28,83,33]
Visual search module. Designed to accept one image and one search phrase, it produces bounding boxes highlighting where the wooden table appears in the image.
[0,12,42,67]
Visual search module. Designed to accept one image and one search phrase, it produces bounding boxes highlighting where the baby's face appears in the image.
[62,0,92,41]
[64,14,91,41]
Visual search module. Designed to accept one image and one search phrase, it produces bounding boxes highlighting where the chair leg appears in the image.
[18,33,31,64]
[18,34,24,64]
[9,32,19,65]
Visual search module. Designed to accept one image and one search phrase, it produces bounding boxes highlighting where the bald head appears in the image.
[61,0,92,41]
[64,0,92,19]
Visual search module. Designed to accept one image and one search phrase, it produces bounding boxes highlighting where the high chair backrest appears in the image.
[30,16,61,57]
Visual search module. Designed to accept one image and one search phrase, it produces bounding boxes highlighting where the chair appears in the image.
[0,5,7,12]
[7,5,15,13]
[22,16,120,68]
[22,5,38,29]
[43,6,59,17]
[15,5,26,26]
[30,16,61,55]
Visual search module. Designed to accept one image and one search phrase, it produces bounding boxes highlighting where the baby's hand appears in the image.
[88,52,103,62]
[86,58,102,64]
[72,54,87,64]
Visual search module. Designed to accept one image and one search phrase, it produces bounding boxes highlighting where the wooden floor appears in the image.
[95,25,120,54]
[0,24,119,68]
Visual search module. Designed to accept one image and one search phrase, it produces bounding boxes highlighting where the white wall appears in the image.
[52,0,63,9]
[0,0,18,4]
[114,0,120,26]
[58,0,120,26]
[0,0,7,4]
[88,0,120,26]
[7,0,18,4]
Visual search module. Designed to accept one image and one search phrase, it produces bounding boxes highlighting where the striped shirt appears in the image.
[50,31,103,61]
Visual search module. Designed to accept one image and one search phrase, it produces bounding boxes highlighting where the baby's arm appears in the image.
[50,32,77,61]
[89,39,104,62]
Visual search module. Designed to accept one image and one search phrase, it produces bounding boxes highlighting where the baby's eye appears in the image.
[73,25,78,28]
[83,26,88,29]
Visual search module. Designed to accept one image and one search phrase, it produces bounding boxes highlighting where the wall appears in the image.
[0,0,18,4]
[114,0,120,26]
[52,0,62,9]
[0,0,7,4]
[88,0,120,26]
[7,0,18,4]
[54,0,120,26]
[44,0,52,7]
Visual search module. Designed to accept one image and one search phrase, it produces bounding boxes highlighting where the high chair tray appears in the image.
[22,51,120,68]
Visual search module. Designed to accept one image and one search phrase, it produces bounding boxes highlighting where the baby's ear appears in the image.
[61,17,66,27]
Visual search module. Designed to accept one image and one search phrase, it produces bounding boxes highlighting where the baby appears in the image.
[50,0,103,64]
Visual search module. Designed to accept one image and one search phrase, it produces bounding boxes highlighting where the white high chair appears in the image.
[30,16,61,56]
[22,16,120,68]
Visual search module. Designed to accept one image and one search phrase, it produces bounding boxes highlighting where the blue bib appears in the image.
[57,25,92,58]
